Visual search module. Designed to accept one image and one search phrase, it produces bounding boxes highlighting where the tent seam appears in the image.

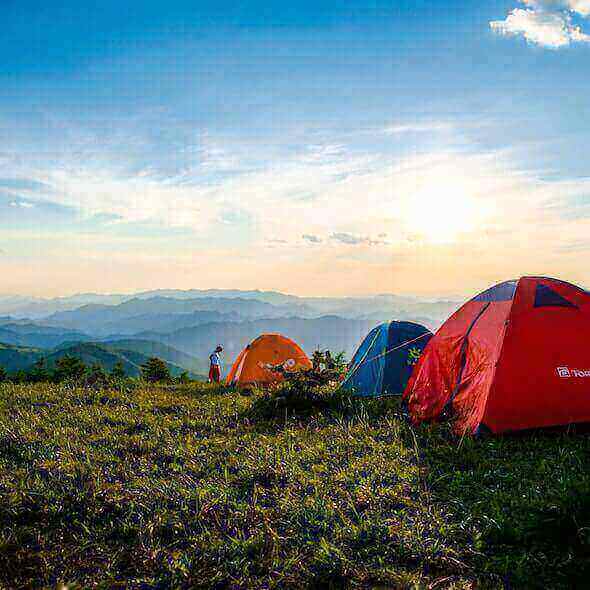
[477,278,521,433]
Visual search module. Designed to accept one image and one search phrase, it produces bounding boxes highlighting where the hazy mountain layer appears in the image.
[0,289,460,328]
[119,316,383,365]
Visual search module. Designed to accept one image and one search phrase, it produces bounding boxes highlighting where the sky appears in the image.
[1,0,590,298]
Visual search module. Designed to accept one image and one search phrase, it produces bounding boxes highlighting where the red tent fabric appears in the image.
[404,277,590,434]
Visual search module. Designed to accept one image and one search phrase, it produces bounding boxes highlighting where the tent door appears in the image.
[445,302,491,413]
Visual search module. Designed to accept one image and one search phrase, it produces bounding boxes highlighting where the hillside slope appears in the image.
[42,343,193,378]
[102,339,207,375]
[0,343,43,372]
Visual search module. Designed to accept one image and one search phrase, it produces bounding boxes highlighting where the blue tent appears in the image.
[342,321,433,397]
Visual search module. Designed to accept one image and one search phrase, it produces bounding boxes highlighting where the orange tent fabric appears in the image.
[226,333,312,386]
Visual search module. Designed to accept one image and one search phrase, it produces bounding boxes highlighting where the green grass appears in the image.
[1,383,589,588]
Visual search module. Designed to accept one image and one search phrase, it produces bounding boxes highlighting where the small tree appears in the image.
[111,360,126,380]
[85,363,109,388]
[0,366,7,383]
[53,355,87,383]
[177,370,191,384]
[13,369,27,384]
[29,357,50,383]
[141,357,171,383]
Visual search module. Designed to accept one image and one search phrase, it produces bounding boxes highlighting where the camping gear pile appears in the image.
[225,276,590,436]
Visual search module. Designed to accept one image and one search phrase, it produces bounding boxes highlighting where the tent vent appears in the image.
[534,284,577,309]
[473,280,518,302]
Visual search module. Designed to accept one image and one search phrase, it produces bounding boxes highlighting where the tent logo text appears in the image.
[258,358,296,370]
[556,366,590,378]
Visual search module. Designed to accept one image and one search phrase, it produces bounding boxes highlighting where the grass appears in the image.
[0,383,589,588]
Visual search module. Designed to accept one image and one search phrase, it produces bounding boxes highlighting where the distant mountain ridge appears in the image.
[0,288,460,326]
[0,322,89,349]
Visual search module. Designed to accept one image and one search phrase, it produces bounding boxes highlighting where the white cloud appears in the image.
[570,0,590,16]
[329,232,389,246]
[491,1,590,47]
[302,144,347,162]
[330,232,370,245]
[302,233,323,244]
[383,122,452,135]
[524,0,590,17]
[9,200,35,209]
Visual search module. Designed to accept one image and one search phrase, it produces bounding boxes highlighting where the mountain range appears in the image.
[0,288,461,378]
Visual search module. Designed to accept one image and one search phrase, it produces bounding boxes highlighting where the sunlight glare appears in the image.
[401,177,479,244]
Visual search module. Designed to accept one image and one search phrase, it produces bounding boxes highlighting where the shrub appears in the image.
[84,363,110,389]
[53,355,87,383]
[29,358,50,383]
[141,357,171,383]
[269,349,347,395]
[12,369,27,384]
[110,360,126,380]
[0,366,6,383]
[177,371,191,384]
[248,350,351,421]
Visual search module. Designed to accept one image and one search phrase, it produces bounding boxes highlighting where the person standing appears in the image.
[209,345,223,383]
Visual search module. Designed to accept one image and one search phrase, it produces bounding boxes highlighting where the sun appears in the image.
[401,177,480,244]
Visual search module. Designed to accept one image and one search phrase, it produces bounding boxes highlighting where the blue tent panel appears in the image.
[343,321,432,397]
[342,324,388,396]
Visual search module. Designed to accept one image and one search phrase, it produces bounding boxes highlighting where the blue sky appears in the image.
[1,0,590,296]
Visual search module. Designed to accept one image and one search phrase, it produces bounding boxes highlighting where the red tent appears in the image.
[404,277,590,434]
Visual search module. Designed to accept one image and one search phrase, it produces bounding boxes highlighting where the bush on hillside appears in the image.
[53,355,87,383]
[11,369,27,384]
[0,366,6,383]
[110,360,126,380]
[177,370,191,384]
[141,357,172,383]
[29,358,50,383]
[248,350,351,420]
[269,349,347,393]
[84,363,110,389]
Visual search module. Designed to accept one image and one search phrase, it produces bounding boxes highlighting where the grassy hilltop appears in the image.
[0,383,589,588]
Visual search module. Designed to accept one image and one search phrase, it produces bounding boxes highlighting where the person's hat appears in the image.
[215,345,223,352]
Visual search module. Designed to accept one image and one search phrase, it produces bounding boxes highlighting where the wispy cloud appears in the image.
[0,178,55,193]
[302,233,323,244]
[3,116,590,295]
[383,122,453,135]
[10,200,35,209]
[329,232,388,246]
[330,232,368,245]
[491,0,590,48]
[557,239,590,253]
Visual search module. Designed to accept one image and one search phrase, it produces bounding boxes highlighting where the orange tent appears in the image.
[226,333,312,386]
